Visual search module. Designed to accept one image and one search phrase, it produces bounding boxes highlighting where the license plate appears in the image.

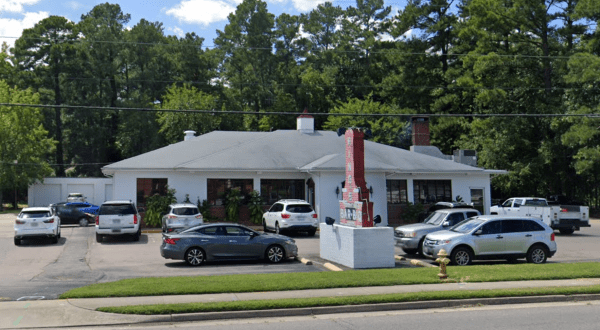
[30,222,38,227]
[112,229,121,233]
[112,219,120,224]
[297,217,306,221]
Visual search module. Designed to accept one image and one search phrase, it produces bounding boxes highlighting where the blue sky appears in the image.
[0,0,406,51]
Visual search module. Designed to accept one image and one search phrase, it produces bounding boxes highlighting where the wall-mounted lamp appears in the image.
[335,186,340,198]
[369,186,373,196]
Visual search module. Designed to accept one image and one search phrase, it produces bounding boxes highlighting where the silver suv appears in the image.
[161,203,203,233]
[395,208,480,255]
[423,215,557,266]
[262,199,318,236]
[95,200,142,242]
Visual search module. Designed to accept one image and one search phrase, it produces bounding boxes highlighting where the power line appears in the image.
[1,103,599,118]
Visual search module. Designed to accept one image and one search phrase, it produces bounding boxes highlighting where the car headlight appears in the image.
[285,238,295,244]
[434,239,452,245]
[405,232,417,238]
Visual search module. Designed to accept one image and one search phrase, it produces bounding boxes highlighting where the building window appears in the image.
[413,180,452,204]
[386,180,408,204]
[260,179,305,205]
[137,178,168,207]
[207,179,253,206]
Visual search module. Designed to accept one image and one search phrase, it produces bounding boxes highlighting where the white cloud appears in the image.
[167,26,185,37]
[290,0,328,12]
[0,0,40,13]
[66,1,84,11]
[0,11,49,51]
[166,0,237,26]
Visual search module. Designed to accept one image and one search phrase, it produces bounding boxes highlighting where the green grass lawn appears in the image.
[61,262,600,299]
[98,285,600,315]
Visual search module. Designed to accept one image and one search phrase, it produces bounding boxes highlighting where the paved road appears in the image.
[1,212,598,301]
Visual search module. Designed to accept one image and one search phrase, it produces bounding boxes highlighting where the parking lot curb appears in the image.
[323,263,343,271]
[299,258,313,265]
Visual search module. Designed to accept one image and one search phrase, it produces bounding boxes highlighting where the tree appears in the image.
[323,96,413,149]
[157,84,221,144]
[12,16,77,177]
[0,81,55,208]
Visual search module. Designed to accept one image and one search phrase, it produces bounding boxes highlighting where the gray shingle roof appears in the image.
[102,130,496,174]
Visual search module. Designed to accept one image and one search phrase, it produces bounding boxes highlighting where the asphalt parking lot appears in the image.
[0,212,598,301]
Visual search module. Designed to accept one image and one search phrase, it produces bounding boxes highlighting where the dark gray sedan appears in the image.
[160,223,298,266]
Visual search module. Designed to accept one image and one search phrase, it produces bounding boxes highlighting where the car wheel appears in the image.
[185,247,205,266]
[57,227,61,239]
[559,228,574,235]
[526,245,548,264]
[95,232,103,243]
[79,218,88,227]
[14,238,21,246]
[263,220,268,233]
[266,245,285,263]
[275,223,281,235]
[450,247,473,266]
[132,231,140,242]
[417,238,425,256]
[52,235,58,244]
[307,229,316,237]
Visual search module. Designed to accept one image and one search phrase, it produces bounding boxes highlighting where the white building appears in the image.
[98,115,505,226]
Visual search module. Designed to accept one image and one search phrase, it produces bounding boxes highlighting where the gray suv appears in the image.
[161,203,203,233]
[395,208,480,255]
[423,215,557,266]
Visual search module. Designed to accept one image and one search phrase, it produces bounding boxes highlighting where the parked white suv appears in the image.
[95,200,142,242]
[14,207,61,245]
[263,199,318,236]
[423,215,557,265]
[161,203,203,233]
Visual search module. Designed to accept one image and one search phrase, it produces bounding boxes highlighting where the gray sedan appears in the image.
[160,223,298,266]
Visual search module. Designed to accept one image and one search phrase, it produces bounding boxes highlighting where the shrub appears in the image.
[144,188,177,228]
[401,202,425,223]
[225,188,242,222]
[247,190,265,224]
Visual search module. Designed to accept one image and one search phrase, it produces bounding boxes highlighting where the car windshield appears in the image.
[450,218,485,233]
[20,211,51,218]
[173,207,199,216]
[424,212,446,225]
[99,204,135,215]
[286,204,313,213]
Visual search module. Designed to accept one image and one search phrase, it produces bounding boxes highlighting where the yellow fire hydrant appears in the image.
[435,249,450,280]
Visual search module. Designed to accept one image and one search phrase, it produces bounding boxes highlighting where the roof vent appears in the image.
[297,109,314,134]
[184,130,196,141]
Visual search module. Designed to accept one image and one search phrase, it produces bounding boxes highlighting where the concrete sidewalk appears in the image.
[2,278,600,329]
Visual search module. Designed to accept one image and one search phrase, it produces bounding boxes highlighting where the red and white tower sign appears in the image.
[339,128,374,227]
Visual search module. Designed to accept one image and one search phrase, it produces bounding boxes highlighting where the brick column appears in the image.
[339,129,374,227]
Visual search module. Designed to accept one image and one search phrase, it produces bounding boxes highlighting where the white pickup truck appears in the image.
[490,197,590,234]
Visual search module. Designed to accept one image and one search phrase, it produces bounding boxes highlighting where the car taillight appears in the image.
[134,215,138,225]
[560,208,568,212]
[312,213,318,219]
[551,233,555,241]
[168,215,177,219]
[43,219,54,223]
[95,215,99,225]
[281,213,291,219]
[195,214,203,219]
[15,220,25,225]
[164,238,180,245]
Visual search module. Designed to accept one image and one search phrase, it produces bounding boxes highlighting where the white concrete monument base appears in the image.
[319,223,395,269]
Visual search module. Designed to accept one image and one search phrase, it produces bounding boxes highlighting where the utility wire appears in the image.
[1,103,599,117]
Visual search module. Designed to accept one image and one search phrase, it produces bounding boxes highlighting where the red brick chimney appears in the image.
[412,117,430,146]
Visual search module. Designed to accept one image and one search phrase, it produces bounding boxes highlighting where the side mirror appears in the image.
[138,207,145,213]
[373,215,381,224]
[473,229,483,236]
[442,221,450,227]
[325,217,335,226]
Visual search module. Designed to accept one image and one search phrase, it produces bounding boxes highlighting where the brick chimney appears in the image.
[297,109,314,134]
[411,117,430,146]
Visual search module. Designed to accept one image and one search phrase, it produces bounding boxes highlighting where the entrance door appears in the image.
[306,179,315,208]
[470,188,484,214]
